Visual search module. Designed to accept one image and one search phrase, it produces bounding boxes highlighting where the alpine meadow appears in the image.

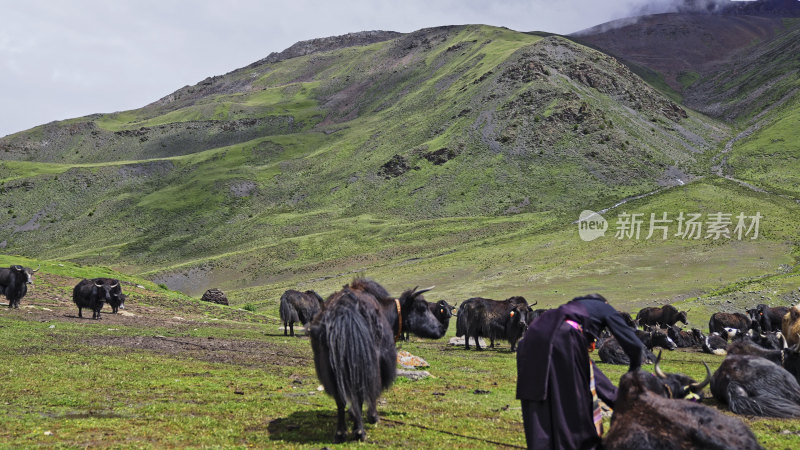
[2,3,800,448]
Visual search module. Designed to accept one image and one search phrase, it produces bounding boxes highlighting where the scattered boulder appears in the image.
[397,350,429,369]
[201,288,229,306]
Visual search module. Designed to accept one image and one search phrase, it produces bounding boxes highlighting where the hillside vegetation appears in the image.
[0,25,729,297]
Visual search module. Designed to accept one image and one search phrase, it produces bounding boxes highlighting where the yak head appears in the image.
[11,265,39,285]
[399,286,447,339]
[653,350,711,401]
[639,327,678,350]
[432,300,456,321]
[94,279,120,302]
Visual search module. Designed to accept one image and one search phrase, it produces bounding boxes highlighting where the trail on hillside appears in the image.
[710,88,799,201]
[588,88,800,220]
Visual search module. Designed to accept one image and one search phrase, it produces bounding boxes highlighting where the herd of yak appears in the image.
[0,264,125,318]
[280,279,800,446]
[5,263,800,446]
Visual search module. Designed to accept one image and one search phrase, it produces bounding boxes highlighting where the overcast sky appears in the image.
[0,0,717,137]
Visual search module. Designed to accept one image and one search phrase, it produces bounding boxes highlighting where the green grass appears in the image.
[1,270,798,448]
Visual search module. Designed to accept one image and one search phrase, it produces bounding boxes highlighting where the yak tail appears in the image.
[325,294,394,409]
[726,382,800,418]
[279,292,299,323]
[455,303,469,337]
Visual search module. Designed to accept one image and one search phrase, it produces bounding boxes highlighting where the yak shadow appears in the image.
[268,410,337,444]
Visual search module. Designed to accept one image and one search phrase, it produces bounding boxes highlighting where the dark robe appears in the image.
[516,297,644,450]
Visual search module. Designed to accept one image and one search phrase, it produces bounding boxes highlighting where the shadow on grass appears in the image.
[268,410,337,444]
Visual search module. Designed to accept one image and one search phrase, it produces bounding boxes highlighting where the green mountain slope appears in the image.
[1,23,795,310]
[0,25,730,295]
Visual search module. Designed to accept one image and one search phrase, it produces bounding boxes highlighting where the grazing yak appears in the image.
[709,312,757,336]
[309,278,447,443]
[783,305,800,348]
[605,367,761,450]
[750,304,790,332]
[0,265,38,308]
[72,278,121,319]
[279,289,324,336]
[711,354,800,418]
[455,296,535,351]
[636,304,688,328]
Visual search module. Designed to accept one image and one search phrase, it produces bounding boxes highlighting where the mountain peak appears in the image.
[253,30,403,66]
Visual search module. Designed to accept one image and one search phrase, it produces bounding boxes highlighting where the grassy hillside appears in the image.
[0,25,727,295]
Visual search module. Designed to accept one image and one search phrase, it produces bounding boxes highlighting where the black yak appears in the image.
[605,368,761,450]
[709,311,757,336]
[72,278,120,319]
[0,265,38,308]
[279,289,324,336]
[309,279,446,443]
[636,304,687,328]
[618,311,638,329]
[711,354,800,418]
[401,299,456,341]
[455,296,535,351]
[635,327,677,351]
[108,293,126,314]
[702,332,729,355]
[667,326,704,348]
[752,303,790,332]
[598,336,657,365]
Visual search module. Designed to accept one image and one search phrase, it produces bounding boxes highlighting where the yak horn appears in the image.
[654,350,667,379]
[32,265,40,273]
[110,282,119,288]
[94,282,104,287]
[414,286,435,296]
[690,362,712,391]
[530,299,538,306]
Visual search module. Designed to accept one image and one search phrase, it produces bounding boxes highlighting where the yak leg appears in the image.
[283,321,288,336]
[334,398,348,444]
[78,307,83,318]
[289,322,295,337]
[474,335,483,351]
[350,400,366,442]
[464,334,470,350]
[367,397,379,424]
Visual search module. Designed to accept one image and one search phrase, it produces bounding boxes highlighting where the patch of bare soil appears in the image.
[91,335,312,368]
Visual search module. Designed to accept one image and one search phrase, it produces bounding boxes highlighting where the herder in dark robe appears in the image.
[516,294,644,450]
